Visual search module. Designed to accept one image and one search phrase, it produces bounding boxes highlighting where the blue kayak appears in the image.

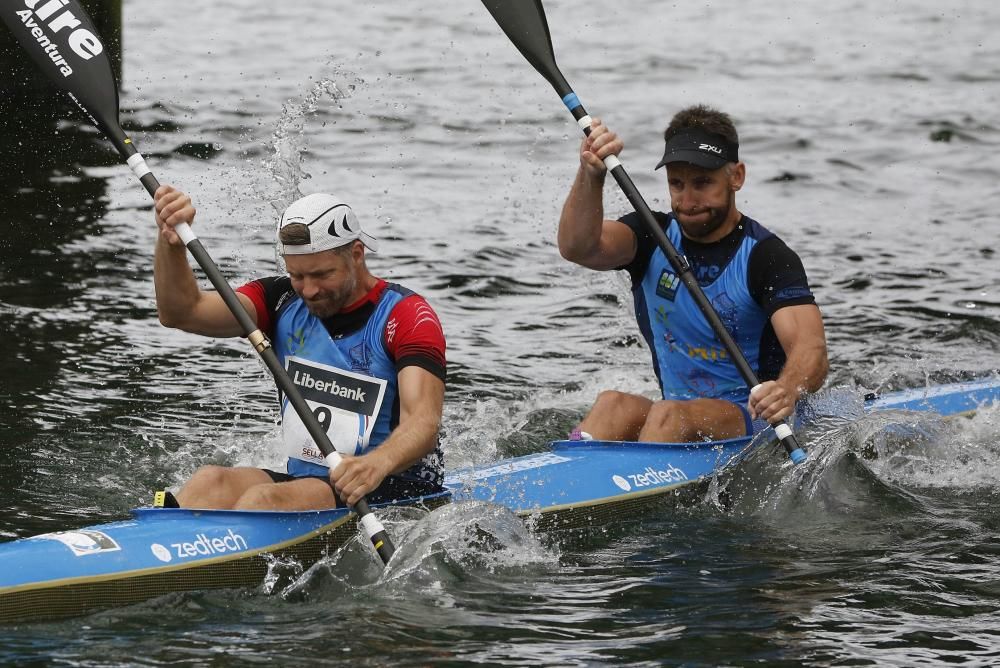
[1,378,997,623]
[446,377,1000,516]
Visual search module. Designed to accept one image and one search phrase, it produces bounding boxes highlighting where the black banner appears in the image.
[287,359,383,416]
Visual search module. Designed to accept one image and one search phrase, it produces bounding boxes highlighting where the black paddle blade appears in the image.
[1,0,126,149]
[480,0,572,98]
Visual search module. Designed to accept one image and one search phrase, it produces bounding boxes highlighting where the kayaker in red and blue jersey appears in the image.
[559,105,829,443]
[152,188,446,510]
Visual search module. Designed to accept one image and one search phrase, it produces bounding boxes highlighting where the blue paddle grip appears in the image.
[562,92,581,111]
[789,448,807,464]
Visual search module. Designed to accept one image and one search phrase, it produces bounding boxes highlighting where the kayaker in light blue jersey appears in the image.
[558,105,828,443]
[152,187,446,510]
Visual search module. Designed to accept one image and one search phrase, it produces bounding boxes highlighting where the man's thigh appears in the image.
[237,476,338,511]
[677,398,749,440]
[641,397,748,442]
[178,466,275,509]
[581,390,655,440]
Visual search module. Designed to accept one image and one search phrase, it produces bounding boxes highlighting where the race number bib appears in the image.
[282,356,387,467]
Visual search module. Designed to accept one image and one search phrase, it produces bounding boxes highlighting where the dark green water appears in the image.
[2,0,1000,664]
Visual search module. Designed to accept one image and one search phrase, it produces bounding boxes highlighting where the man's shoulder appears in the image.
[235,275,297,335]
[381,281,419,301]
[741,216,807,266]
[617,210,670,277]
[237,275,295,306]
[246,275,292,292]
[382,282,443,310]
[255,275,296,312]
[380,283,447,377]
[740,215,778,243]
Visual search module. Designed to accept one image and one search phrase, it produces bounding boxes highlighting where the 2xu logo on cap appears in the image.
[13,0,104,78]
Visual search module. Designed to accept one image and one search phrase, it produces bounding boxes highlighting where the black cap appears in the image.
[654,127,739,170]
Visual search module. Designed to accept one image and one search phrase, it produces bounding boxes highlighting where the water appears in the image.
[2,0,1000,664]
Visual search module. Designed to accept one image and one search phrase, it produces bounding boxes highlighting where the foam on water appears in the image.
[269,500,556,608]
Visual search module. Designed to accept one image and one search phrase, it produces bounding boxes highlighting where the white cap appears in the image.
[277,193,378,255]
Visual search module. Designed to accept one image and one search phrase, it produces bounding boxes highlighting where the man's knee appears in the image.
[234,478,336,511]
[178,465,266,509]
[644,400,683,431]
[187,465,231,487]
[233,483,282,511]
[592,390,638,412]
[581,391,653,441]
[641,400,708,442]
[641,399,744,442]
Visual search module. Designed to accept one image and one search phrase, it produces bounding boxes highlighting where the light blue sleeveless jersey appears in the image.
[273,287,405,477]
[632,216,776,405]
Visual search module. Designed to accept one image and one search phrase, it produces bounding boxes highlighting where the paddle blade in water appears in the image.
[1,0,126,147]
[480,0,572,98]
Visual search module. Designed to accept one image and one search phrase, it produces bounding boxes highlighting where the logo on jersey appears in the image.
[711,292,739,341]
[687,344,729,361]
[774,286,812,302]
[285,327,307,356]
[656,269,681,301]
[349,342,371,374]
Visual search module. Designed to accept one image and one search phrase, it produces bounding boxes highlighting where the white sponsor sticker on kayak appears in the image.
[36,530,122,557]
[150,543,172,563]
[150,529,249,563]
[612,475,632,491]
[615,464,689,491]
[449,452,572,482]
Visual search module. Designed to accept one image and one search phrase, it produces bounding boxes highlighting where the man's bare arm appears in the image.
[749,303,829,422]
[152,185,256,337]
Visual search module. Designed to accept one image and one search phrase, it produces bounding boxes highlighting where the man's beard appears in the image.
[302,272,359,318]
[676,201,732,241]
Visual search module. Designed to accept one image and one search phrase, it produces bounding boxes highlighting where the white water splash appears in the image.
[274,501,556,606]
[864,404,1000,489]
[263,73,359,212]
[442,365,657,469]
[710,394,1000,528]
[378,501,557,584]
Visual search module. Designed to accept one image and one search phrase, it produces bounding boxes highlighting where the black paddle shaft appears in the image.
[480,0,806,462]
[1,0,397,559]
